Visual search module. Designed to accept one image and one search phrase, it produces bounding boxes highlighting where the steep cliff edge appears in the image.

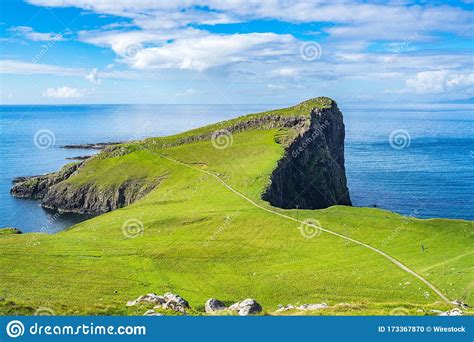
[10,97,350,214]
[262,101,351,209]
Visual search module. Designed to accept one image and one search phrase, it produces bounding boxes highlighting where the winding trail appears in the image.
[159,154,452,304]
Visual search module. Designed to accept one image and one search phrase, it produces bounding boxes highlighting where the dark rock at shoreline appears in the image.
[60,142,123,150]
[65,155,92,160]
[0,228,22,235]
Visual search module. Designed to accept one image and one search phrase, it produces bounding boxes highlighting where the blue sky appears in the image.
[0,0,473,105]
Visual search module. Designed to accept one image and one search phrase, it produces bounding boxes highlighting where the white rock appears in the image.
[126,293,166,306]
[228,299,262,316]
[438,308,463,316]
[277,303,328,312]
[297,303,328,311]
[143,309,163,316]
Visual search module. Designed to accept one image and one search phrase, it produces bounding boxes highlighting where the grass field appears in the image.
[0,101,472,316]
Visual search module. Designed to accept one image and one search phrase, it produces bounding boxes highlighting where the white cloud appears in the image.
[0,60,81,76]
[85,68,101,84]
[82,30,296,71]
[43,86,84,98]
[267,83,286,89]
[274,68,298,77]
[0,60,147,80]
[5,0,473,104]
[406,71,474,94]
[26,1,472,41]
[10,26,63,41]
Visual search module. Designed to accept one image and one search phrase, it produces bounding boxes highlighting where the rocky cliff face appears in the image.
[11,162,83,199]
[10,162,162,215]
[40,179,161,215]
[262,101,351,209]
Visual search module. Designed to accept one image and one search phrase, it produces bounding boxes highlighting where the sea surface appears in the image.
[0,104,472,233]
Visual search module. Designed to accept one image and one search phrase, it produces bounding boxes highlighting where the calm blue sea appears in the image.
[0,104,472,233]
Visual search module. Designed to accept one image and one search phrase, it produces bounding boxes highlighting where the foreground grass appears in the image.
[0,103,472,316]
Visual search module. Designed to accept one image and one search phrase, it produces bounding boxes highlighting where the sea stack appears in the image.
[262,100,351,209]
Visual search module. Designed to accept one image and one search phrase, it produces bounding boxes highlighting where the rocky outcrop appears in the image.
[276,303,328,312]
[60,142,123,149]
[127,293,165,307]
[41,178,160,215]
[262,101,351,209]
[127,292,190,315]
[0,228,22,235]
[11,162,83,199]
[11,161,162,215]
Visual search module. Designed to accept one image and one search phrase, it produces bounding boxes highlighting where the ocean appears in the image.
[0,104,472,233]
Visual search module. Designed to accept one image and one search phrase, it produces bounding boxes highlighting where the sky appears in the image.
[0,0,473,106]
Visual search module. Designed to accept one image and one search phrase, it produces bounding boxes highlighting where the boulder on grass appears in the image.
[126,293,165,307]
[228,299,262,316]
[205,298,227,313]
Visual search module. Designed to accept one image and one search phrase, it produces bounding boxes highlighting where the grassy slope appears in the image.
[0,100,472,315]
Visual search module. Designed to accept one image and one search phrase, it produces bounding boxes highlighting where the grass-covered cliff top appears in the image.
[133,96,334,149]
